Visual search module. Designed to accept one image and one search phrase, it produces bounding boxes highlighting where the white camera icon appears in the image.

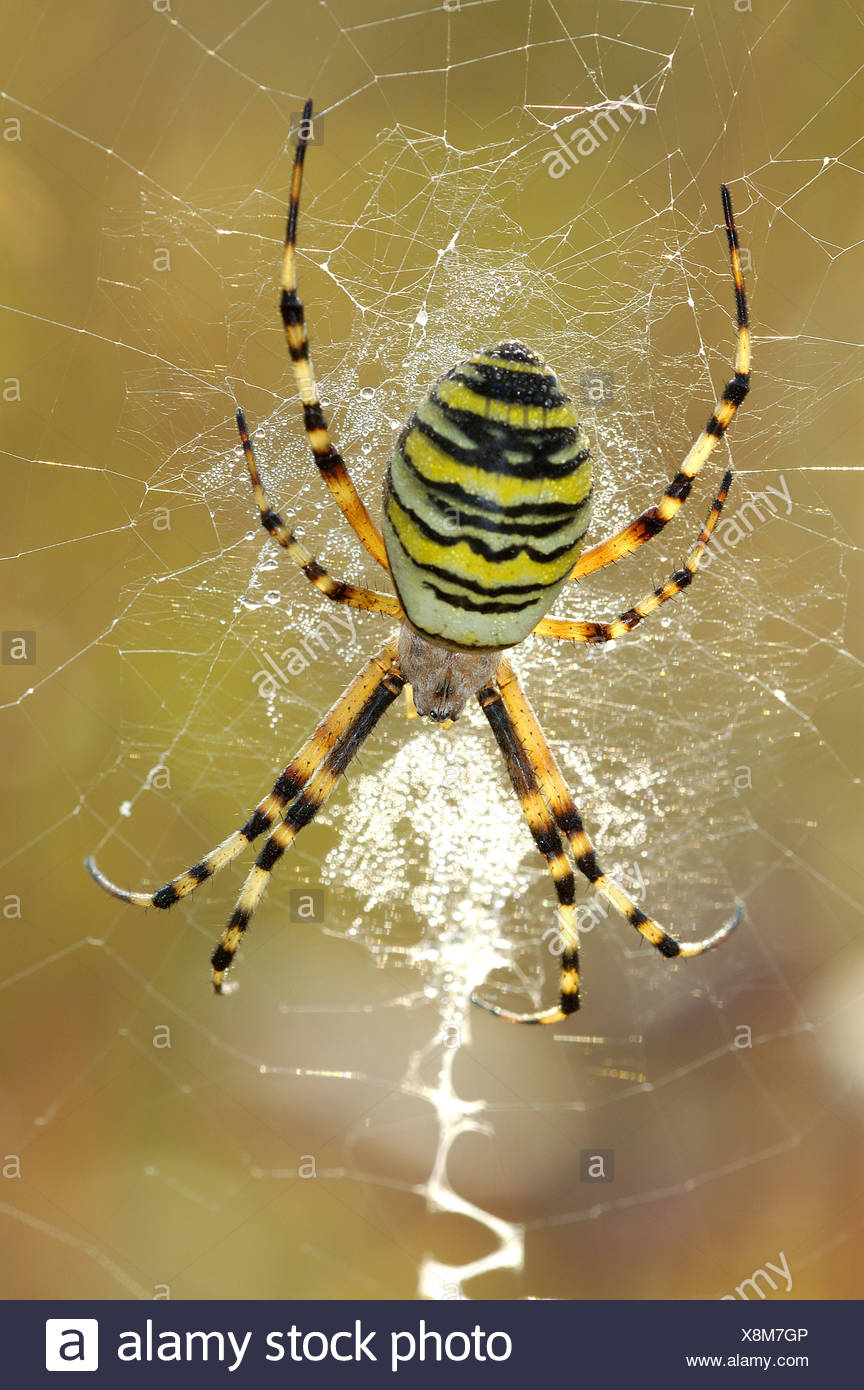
[45,1319,99,1371]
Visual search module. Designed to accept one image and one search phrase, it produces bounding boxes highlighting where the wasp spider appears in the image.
[87,101,751,1023]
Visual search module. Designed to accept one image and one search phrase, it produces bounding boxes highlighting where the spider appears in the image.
[87,100,751,1024]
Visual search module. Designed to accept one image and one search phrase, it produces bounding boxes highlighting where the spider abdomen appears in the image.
[383,341,593,649]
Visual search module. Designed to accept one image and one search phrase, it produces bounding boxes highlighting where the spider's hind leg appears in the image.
[495,660,742,963]
[210,641,405,991]
[87,641,404,947]
[473,682,581,1025]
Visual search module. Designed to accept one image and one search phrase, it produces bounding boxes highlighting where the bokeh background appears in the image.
[2,0,862,1300]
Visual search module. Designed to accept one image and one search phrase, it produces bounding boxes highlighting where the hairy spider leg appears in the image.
[567,186,750,581]
[237,408,401,617]
[280,98,390,570]
[534,470,731,642]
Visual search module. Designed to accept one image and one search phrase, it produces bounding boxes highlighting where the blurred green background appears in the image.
[1,0,862,1300]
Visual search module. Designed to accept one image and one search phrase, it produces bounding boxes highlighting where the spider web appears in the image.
[2,0,863,1302]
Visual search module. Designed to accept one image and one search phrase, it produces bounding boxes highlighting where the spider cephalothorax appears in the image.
[88,99,750,1022]
[396,622,499,722]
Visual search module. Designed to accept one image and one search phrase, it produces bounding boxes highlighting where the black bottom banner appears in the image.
[2,1298,856,1386]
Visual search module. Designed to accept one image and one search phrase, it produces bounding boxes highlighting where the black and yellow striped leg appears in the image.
[495,660,741,965]
[568,186,750,582]
[211,650,405,991]
[473,682,581,1025]
[534,470,731,644]
[280,99,389,572]
[86,639,401,911]
[237,409,402,619]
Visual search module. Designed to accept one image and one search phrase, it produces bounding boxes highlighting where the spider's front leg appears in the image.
[237,408,401,619]
[279,98,390,571]
[534,470,731,644]
[567,186,750,582]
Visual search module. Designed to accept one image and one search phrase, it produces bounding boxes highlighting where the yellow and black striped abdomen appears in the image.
[383,342,593,649]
